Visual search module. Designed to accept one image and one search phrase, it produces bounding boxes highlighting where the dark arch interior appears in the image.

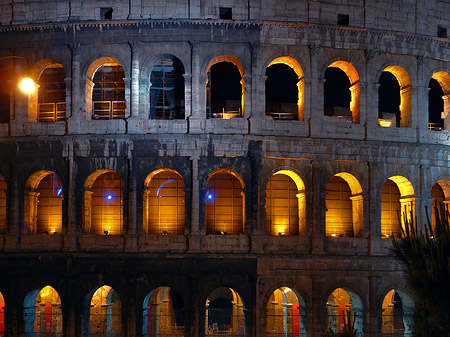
[169,289,184,326]
[378,71,400,125]
[0,62,13,123]
[428,78,444,130]
[265,64,298,120]
[324,67,351,118]
[208,62,242,117]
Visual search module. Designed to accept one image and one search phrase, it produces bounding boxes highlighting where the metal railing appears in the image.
[428,122,444,131]
[93,101,126,120]
[38,102,66,122]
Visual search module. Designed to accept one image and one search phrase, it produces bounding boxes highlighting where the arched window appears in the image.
[326,288,363,336]
[206,287,245,337]
[150,57,185,120]
[381,176,414,238]
[143,287,184,337]
[206,58,244,119]
[324,61,360,124]
[266,171,306,236]
[206,171,245,235]
[0,176,7,234]
[37,64,66,122]
[84,170,123,235]
[266,287,306,337]
[24,286,62,337]
[378,66,412,128]
[381,289,415,336]
[429,71,450,131]
[25,171,63,234]
[83,285,121,337]
[92,64,126,120]
[325,173,363,238]
[265,57,304,121]
[144,169,185,235]
[431,183,445,229]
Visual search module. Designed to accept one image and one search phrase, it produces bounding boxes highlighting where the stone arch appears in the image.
[378,65,412,128]
[325,172,363,238]
[143,168,186,235]
[326,287,363,336]
[381,175,415,238]
[148,54,186,120]
[83,169,124,235]
[25,59,67,122]
[265,286,306,337]
[205,168,245,235]
[381,288,415,336]
[82,285,121,337]
[85,57,127,120]
[265,169,306,236]
[205,55,245,119]
[24,170,64,234]
[265,56,305,121]
[24,285,62,337]
[205,287,245,337]
[142,286,185,337]
[429,71,450,131]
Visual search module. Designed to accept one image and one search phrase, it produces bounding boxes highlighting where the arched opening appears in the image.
[381,289,414,336]
[0,176,7,234]
[83,285,121,337]
[265,57,304,121]
[24,286,62,337]
[430,71,450,131]
[381,176,415,238]
[428,78,444,131]
[265,170,306,236]
[0,292,5,336]
[142,287,184,337]
[143,169,185,235]
[150,56,185,120]
[266,287,306,337]
[324,61,360,123]
[431,183,445,230]
[25,171,63,234]
[0,60,14,123]
[84,170,123,235]
[206,58,243,119]
[378,66,412,128]
[91,61,126,120]
[325,173,363,238]
[206,287,245,337]
[37,64,66,122]
[326,288,363,336]
[206,170,245,235]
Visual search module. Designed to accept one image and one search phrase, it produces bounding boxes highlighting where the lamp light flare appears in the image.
[106,195,113,200]
[19,77,36,93]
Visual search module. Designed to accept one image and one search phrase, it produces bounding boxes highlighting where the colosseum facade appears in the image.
[0,0,449,336]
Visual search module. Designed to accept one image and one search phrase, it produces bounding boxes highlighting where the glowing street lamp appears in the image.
[19,77,36,94]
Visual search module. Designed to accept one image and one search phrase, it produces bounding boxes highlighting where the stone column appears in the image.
[128,41,140,132]
[188,153,202,252]
[188,41,205,133]
[68,43,81,134]
[442,94,450,130]
[350,194,364,237]
[364,49,377,133]
[310,160,324,253]
[308,45,321,136]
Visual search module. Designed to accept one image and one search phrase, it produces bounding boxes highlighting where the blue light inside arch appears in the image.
[56,186,63,197]
[207,193,213,200]
[106,194,113,201]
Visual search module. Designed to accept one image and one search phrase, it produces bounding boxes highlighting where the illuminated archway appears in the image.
[430,71,450,131]
[265,57,304,121]
[381,176,415,238]
[37,64,66,122]
[84,170,123,235]
[0,292,4,336]
[143,287,184,337]
[205,287,245,337]
[381,289,414,336]
[144,169,185,235]
[325,172,363,238]
[326,288,363,336]
[86,57,126,120]
[206,56,244,119]
[24,286,62,337]
[378,66,412,128]
[324,61,360,124]
[206,169,245,234]
[266,170,306,236]
[82,285,121,337]
[266,287,306,337]
[25,171,63,234]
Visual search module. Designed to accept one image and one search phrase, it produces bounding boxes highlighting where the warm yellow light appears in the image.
[19,77,36,93]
